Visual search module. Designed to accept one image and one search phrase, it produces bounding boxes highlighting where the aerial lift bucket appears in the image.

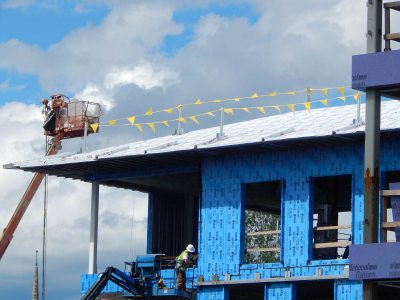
[0,94,102,260]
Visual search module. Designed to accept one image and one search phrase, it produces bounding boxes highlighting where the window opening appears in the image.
[312,175,352,260]
[244,181,282,264]
[229,284,264,300]
[296,280,334,300]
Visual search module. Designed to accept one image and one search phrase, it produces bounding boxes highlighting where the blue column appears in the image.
[200,159,242,280]
[335,280,362,300]
[265,282,294,300]
[353,166,364,245]
[282,175,310,266]
[197,286,229,300]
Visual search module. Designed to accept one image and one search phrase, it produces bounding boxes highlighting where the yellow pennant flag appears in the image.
[162,121,169,127]
[353,93,360,102]
[232,98,240,102]
[272,105,281,113]
[339,96,346,104]
[90,123,99,133]
[212,99,222,103]
[257,107,266,114]
[320,99,328,106]
[145,107,153,116]
[303,102,311,112]
[147,123,156,133]
[250,92,258,98]
[224,108,234,115]
[127,116,136,125]
[287,104,295,112]
[321,88,329,96]
[206,112,215,117]
[135,124,143,132]
[189,116,200,125]
[268,91,277,97]
[241,107,250,113]
[108,119,117,125]
[163,108,174,113]
[194,99,202,105]
[337,87,345,96]
[178,117,187,124]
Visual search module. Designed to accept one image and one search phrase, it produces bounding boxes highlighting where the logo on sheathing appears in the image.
[352,73,367,81]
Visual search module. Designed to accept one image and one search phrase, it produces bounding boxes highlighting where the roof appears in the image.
[4,100,400,183]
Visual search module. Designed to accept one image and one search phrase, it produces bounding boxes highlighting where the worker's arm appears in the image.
[187,254,198,268]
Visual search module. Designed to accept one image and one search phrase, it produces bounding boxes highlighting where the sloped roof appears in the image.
[4,100,400,181]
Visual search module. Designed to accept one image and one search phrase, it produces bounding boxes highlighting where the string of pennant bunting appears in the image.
[93,85,351,130]
[89,90,361,134]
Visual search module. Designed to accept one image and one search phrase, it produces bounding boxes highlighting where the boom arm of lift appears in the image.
[0,137,62,260]
[81,267,145,300]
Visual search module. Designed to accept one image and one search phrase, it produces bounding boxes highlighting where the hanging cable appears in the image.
[42,136,49,300]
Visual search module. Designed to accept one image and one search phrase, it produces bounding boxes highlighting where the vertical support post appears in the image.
[83,120,88,153]
[357,93,361,125]
[384,6,391,51]
[219,108,224,138]
[306,87,312,102]
[364,1,382,299]
[367,0,382,54]
[177,105,182,135]
[88,182,99,274]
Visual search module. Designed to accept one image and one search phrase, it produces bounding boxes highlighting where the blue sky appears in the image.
[0,1,109,104]
[0,1,367,299]
[0,1,259,105]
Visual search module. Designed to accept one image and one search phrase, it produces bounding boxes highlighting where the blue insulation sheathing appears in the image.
[81,138,400,299]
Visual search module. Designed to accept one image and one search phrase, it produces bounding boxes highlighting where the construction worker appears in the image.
[175,244,196,291]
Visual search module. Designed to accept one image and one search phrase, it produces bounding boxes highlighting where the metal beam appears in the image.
[88,182,99,274]
[364,1,382,299]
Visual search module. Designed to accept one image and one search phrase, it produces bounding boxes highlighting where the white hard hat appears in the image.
[186,244,195,253]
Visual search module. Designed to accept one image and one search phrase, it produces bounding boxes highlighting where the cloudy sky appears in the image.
[0,0,369,299]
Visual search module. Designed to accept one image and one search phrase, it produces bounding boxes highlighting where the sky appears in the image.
[0,0,371,299]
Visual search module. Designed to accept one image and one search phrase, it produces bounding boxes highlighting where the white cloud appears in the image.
[74,83,114,111]
[195,14,231,47]
[105,63,180,91]
[0,102,42,123]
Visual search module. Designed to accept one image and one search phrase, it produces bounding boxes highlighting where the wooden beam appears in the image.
[247,230,280,236]
[382,221,400,228]
[384,32,400,42]
[247,247,280,252]
[314,225,351,231]
[313,241,351,249]
[381,189,400,196]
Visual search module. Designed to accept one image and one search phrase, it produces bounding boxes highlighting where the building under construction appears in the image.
[3,1,400,299]
[3,96,400,299]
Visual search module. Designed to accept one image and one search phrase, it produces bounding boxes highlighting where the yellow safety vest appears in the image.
[176,249,189,271]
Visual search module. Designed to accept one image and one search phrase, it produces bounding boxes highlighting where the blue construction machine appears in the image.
[81,254,194,299]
